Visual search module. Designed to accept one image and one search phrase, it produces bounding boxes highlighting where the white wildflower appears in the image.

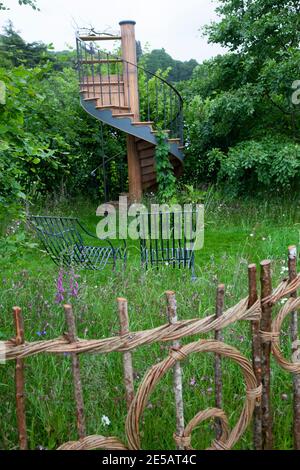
[280,267,289,274]
[101,415,111,426]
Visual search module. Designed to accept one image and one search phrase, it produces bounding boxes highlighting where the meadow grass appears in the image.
[0,191,300,449]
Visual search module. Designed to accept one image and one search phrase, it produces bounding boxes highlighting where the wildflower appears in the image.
[280,267,289,274]
[281,393,288,401]
[280,298,288,305]
[190,377,196,386]
[262,237,266,241]
[250,233,254,237]
[55,269,65,303]
[69,269,79,298]
[36,330,47,337]
[101,415,111,426]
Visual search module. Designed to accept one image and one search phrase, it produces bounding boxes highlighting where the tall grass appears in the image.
[0,191,299,449]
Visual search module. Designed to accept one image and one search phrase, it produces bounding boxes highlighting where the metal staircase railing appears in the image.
[76,33,184,144]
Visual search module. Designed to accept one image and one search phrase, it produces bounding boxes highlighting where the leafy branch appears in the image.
[154,130,176,202]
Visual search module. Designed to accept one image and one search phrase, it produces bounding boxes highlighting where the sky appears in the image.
[0,0,226,62]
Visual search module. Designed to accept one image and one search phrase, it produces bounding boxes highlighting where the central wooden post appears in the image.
[119,20,142,203]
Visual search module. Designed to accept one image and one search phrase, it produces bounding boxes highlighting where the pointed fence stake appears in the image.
[13,307,28,450]
[288,245,300,449]
[260,260,273,450]
[117,298,134,410]
[64,304,86,439]
[214,284,225,440]
[248,264,262,450]
[165,291,185,450]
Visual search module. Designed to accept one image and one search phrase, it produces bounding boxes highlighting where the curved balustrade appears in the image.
[76,34,184,143]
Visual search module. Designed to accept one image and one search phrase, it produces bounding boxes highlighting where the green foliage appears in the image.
[0,25,126,222]
[0,0,38,10]
[1,194,299,449]
[181,0,300,193]
[209,137,300,195]
[0,22,54,68]
[205,0,300,58]
[154,131,177,202]
[140,48,198,82]
[138,67,174,125]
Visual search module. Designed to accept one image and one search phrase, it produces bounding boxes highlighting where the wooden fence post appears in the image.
[13,307,28,450]
[214,284,225,440]
[260,260,273,450]
[64,304,86,439]
[166,291,185,450]
[248,264,262,450]
[117,298,135,410]
[288,245,300,449]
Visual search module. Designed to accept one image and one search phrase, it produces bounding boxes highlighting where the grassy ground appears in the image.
[0,191,300,450]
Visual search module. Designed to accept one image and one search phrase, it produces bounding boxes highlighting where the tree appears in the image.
[182,0,300,193]
[140,48,198,82]
[0,0,38,10]
[0,22,53,68]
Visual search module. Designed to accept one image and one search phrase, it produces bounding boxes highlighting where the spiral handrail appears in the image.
[76,32,184,143]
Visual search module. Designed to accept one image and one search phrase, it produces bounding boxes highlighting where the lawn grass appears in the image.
[0,191,300,450]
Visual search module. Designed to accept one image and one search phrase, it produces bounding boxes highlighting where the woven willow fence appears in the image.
[4,246,300,450]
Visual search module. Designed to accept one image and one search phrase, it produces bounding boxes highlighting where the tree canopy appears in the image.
[182,0,300,194]
[140,48,198,82]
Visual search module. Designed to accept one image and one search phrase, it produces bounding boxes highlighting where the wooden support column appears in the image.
[288,245,300,449]
[13,307,28,450]
[119,20,142,202]
[126,134,142,203]
[260,260,273,450]
[214,284,225,440]
[248,264,262,450]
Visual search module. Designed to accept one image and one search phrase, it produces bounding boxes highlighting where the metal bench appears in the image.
[28,215,126,271]
[138,208,201,280]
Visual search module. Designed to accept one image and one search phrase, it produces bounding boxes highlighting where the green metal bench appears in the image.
[138,208,201,280]
[28,215,126,271]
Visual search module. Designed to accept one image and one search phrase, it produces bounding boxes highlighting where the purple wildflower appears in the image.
[36,330,47,337]
[190,377,196,386]
[55,269,65,303]
[69,269,79,298]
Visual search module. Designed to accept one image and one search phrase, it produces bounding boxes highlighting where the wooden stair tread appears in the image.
[140,157,155,168]
[142,166,156,176]
[80,81,124,86]
[139,148,154,159]
[136,141,154,152]
[132,121,154,126]
[143,179,157,189]
[96,105,130,110]
[168,138,181,143]
[142,173,157,183]
[151,129,170,134]
[80,59,123,64]
[79,35,122,41]
[112,113,134,118]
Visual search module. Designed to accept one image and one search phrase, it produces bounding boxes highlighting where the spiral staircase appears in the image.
[76,21,184,202]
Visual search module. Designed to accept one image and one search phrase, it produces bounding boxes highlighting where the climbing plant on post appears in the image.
[154,130,177,202]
